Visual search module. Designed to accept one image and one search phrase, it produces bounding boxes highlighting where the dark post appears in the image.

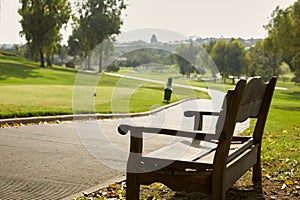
[164,77,173,102]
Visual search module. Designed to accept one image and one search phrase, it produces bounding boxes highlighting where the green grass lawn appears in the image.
[261,82,300,186]
[0,55,209,118]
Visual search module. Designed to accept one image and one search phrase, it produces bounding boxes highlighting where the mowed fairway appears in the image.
[0,55,209,118]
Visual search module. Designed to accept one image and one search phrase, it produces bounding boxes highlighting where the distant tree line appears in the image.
[15,0,300,84]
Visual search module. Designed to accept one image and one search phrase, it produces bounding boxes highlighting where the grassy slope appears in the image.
[0,55,77,117]
[261,82,300,185]
[0,55,209,118]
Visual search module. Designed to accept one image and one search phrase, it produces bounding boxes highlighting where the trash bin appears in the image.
[164,88,172,102]
[164,77,173,102]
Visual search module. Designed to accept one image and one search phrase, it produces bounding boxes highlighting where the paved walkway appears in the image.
[0,99,249,199]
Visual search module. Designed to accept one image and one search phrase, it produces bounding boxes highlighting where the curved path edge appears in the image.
[0,98,195,126]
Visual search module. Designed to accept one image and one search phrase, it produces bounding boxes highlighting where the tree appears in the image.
[175,40,201,77]
[19,0,71,68]
[210,40,228,82]
[265,0,300,83]
[249,40,278,81]
[226,39,247,83]
[151,34,158,43]
[68,0,127,72]
[57,44,68,65]
[209,39,247,83]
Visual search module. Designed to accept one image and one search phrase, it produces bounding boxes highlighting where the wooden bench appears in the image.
[118,77,277,199]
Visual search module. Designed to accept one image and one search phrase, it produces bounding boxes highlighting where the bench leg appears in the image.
[211,188,225,200]
[252,162,262,183]
[252,152,263,194]
[211,177,225,200]
[126,172,140,200]
[252,149,262,183]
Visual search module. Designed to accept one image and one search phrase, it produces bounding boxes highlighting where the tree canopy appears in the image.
[175,40,202,77]
[249,40,278,81]
[68,0,127,71]
[265,0,300,83]
[209,39,247,83]
[19,0,71,68]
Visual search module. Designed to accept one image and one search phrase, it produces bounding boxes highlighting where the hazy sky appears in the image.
[0,0,297,44]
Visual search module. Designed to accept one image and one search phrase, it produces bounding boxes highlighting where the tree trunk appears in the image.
[40,50,45,68]
[99,51,103,73]
[87,54,91,70]
[46,54,52,67]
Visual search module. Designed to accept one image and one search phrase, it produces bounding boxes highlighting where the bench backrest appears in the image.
[213,77,277,168]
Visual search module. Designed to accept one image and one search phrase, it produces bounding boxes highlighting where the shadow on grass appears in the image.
[272,91,300,112]
[273,105,300,112]
[0,61,39,80]
[277,91,300,101]
[285,91,300,100]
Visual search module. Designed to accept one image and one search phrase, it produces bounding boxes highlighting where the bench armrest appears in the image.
[118,124,218,140]
[184,111,220,130]
[118,124,219,154]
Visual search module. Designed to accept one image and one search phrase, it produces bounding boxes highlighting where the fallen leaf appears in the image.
[142,185,150,189]
[155,183,163,188]
[282,130,289,134]
[108,184,118,189]
[285,180,293,185]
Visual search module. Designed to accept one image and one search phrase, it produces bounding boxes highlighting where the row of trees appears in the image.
[175,1,300,83]
[18,0,127,69]
[105,37,288,83]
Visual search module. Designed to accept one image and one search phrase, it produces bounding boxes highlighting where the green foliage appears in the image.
[57,44,68,65]
[226,39,247,78]
[265,0,300,83]
[18,0,71,67]
[121,48,174,67]
[210,40,227,79]
[209,39,247,83]
[106,62,120,72]
[68,0,127,71]
[175,40,203,77]
[249,40,278,81]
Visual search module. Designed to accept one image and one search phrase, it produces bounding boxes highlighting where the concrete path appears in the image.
[0,99,249,199]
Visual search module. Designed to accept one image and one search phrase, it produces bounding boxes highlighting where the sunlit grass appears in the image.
[0,55,209,118]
